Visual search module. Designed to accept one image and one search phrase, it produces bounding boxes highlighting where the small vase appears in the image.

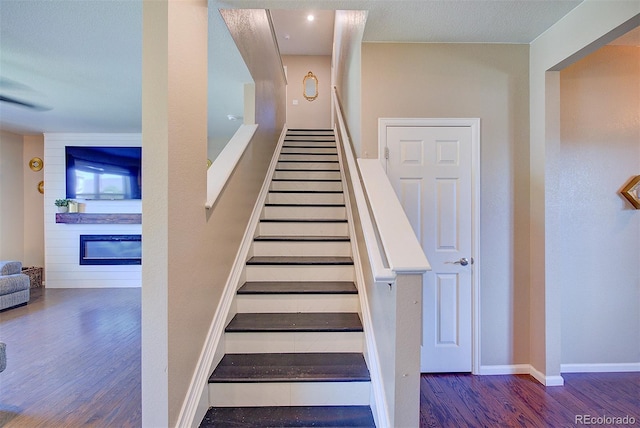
[57,206,68,213]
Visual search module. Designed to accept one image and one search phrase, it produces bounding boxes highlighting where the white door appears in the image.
[384,123,476,373]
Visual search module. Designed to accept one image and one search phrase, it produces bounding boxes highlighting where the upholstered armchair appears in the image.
[0,261,30,311]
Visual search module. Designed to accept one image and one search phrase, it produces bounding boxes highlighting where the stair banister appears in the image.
[357,159,431,274]
[333,86,430,428]
[332,88,430,281]
[332,90,395,283]
[205,124,258,209]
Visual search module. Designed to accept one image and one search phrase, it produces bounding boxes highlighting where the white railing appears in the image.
[205,124,258,209]
[333,95,395,283]
[357,159,431,273]
[332,87,430,428]
[332,89,430,281]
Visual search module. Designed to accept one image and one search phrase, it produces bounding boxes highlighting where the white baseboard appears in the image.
[176,125,287,428]
[478,364,564,386]
[530,365,564,386]
[478,364,531,375]
[477,362,639,384]
[561,362,640,373]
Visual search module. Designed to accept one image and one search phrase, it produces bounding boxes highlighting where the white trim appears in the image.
[357,159,431,274]
[334,126,391,428]
[561,362,640,373]
[176,126,287,428]
[478,364,531,376]
[205,124,258,209]
[377,118,481,374]
[530,365,565,386]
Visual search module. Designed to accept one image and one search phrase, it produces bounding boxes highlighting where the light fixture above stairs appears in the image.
[200,129,376,427]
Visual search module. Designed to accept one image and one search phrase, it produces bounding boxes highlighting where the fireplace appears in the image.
[79,235,141,265]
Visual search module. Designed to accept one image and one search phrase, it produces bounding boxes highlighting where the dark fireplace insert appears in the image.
[79,234,141,265]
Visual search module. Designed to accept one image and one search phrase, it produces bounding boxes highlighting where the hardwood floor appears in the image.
[420,372,640,428]
[1,288,638,427]
[0,287,141,427]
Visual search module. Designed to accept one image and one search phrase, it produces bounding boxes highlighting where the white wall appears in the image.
[44,133,142,288]
[559,45,640,370]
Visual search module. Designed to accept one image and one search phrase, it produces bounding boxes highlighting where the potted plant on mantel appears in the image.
[54,199,71,213]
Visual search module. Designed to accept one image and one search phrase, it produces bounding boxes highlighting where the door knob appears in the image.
[452,257,472,266]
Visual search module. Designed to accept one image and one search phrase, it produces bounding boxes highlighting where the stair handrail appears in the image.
[205,124,259,209]
[332,89,395,283]
[332,87,430,281]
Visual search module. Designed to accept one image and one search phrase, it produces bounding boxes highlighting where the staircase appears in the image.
[201,129,376,427]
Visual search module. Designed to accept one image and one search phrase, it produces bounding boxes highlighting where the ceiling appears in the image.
[2,0,633,139]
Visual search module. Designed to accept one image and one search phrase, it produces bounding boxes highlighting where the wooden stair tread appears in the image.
[238,281,357,294]
[200,405,375,427]
[272,178,341,182]
[275,168,339,171]
[269,190,343,193]
[278,159,338,163]
[264,203,345,207]
[279,151,338,155]
[254,235,349,242]
[247,256,353,265]
[261,218,347,223]
[287,128,334,131]
[208,352,370,383]
[282,146,337,149]
[226,312,363,333]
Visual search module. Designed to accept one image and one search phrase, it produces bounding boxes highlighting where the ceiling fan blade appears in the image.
[0,94,51,111]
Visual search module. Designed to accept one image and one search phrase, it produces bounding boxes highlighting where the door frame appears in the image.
[378,117,481,374]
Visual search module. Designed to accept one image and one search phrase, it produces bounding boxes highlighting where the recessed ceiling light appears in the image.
[307,14,315,22]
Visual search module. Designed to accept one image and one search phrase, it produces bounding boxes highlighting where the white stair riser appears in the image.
[245,265,354,282]
[209,382,370,407]
[252,240,351,257]
[262,205,346,220]
[283,141,336,149]
[267,192,344,205]
[279,154,338,162]
[281,147,337,154]
[236,294,359,313]
[274,170,342,180]
[277,161,339,170]
[259,222,348,236]
[225,331,363,354]
[270,181,343,191]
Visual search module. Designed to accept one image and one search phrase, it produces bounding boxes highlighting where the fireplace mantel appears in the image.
[56,213,142,224]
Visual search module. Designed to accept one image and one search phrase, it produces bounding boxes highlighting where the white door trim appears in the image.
[378,117,481,374]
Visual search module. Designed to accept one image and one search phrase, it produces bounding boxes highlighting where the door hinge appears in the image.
[384,147,389,160]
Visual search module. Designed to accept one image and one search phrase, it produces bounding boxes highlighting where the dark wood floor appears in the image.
[1,288,638,427]
[420,372,639,428]
[0,287,141,427]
